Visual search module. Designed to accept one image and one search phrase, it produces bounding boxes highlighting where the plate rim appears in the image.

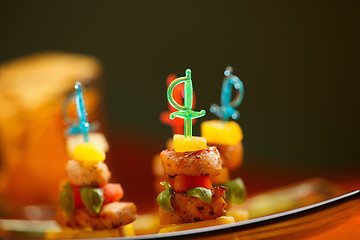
[123,189,360,240]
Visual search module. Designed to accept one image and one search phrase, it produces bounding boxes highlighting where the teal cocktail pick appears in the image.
[210,66,244,122]
[64,82,97,142]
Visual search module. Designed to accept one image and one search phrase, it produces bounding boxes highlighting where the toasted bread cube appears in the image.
[201,120,243,146]
[173,134,207,152]
[158,216,235,233]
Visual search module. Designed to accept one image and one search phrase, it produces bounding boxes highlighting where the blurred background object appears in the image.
[0,0,359,217]
[0,52,103,217]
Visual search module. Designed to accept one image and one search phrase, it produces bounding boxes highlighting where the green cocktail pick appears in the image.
[167,69,205,138]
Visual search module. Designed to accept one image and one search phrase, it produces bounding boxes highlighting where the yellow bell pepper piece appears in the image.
[133,213,161,235]
[66,132,109,157]
[45,224,135,239]
[226,208,249,222]
[73,142,105,162]
[173,134,207,152]
[201,120,243,145]
[118,223,135,237]
[159,216,235,233]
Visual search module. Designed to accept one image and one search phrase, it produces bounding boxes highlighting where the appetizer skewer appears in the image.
[140,74,199,235]
[153,74,198,194]
[62,83,109,156]
[201,67,247,217]
[157,69,235,233]
[54,82,136,237]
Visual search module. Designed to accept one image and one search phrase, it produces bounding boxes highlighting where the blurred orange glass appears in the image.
[0,52,102,217]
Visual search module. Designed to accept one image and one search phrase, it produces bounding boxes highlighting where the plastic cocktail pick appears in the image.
[64,82,95,142]
[167,69,205,138]
[160,74,197,135]
[210,66,244,122]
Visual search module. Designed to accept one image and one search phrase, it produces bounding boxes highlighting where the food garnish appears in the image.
[185,187,212,203]
[224,178,246,205]
[79,186,104,215]
[59,182,75,217]
[157,181,175,213]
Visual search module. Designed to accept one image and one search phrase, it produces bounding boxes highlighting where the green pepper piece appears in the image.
[224,178,247,205]
[157,181,175,213]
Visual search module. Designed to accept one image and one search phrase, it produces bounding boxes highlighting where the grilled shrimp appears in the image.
[160,147,222,177]
[66,160,111,186]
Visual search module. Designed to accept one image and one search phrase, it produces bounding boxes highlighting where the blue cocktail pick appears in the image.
[64,82,98,142]
[210,66,244,122]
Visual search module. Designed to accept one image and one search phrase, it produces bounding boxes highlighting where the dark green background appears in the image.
[0,1,359,174]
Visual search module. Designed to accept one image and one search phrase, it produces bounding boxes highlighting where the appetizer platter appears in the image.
[0,67,359,240]
[1,183,359,239]
[121,189,360,240]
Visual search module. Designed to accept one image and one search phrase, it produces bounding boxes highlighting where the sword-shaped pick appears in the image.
[63,82,97,142]
[160,74,197,135]
[210,66,244,122]
[167,69,205,138]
